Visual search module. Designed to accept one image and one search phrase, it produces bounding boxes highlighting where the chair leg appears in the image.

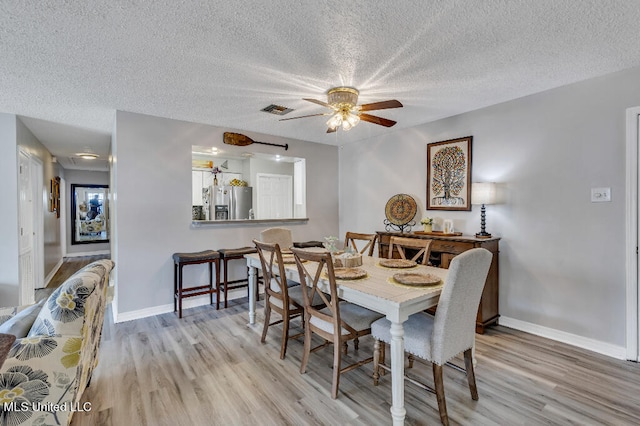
[408,354,414,368]
[331,339,342,399]
[354,337,359,351]
[261,300,271,343]
[463,348,479,400]
[280,311,290,359]
[300,317,311,374]
[373,339,380,386]
[380,342,386,376]
[433,364,449,426]
[342,341,348,355]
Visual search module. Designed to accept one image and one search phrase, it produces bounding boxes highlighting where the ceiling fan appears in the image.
[279,87,403,133]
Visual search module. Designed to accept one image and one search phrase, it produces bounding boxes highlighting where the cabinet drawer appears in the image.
[431,240,471,254]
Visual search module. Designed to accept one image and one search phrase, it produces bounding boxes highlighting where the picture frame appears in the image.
[426,136,472,211]
[50,177,61,218]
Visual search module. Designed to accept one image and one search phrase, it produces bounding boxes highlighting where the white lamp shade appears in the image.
[472,182,497,205]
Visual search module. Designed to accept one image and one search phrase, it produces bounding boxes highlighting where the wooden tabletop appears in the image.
[0,333,16,369]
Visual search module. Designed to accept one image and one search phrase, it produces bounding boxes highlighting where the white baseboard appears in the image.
[44,258,64,287]
[113,287,252,323]
[499,316,627,360]
[65,250,111,258]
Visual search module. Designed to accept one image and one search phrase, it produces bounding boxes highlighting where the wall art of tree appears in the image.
[431,146,466,206]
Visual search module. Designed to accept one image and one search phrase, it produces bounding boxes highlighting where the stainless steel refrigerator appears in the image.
[211,186,253,220]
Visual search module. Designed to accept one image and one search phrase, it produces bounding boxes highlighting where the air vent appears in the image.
[261,104,293,115]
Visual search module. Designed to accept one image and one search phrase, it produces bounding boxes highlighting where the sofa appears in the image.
[0,259,114,426]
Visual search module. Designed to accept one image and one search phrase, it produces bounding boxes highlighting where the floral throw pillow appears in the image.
[28,273,98,337]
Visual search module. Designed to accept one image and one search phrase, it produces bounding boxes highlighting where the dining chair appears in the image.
[290,247,384,399]
[388,236,433,265]
[260,227,294,252]
[344,232,377,256]
[371,248,493,425]
[253,240,325,359]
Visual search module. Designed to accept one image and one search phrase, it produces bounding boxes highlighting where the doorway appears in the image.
[625,106,640,362]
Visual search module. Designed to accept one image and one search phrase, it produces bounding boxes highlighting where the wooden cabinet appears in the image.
[377,231,500,334]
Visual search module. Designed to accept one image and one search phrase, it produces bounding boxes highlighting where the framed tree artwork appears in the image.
[426,136,472,211]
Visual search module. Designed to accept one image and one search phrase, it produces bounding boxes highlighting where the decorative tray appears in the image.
[333,267,368,280]
[378,259,417,268]
[392,272,442,287]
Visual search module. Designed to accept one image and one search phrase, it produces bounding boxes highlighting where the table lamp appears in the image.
[471,182,497,238]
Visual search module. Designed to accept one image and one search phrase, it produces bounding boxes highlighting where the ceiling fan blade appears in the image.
[303,98,333,108]
[326,127,337,133]
[359,113,397,127]
[359,100,403,112]
[279,112,332,121]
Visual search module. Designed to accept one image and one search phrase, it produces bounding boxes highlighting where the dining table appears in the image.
[245,252,449,425]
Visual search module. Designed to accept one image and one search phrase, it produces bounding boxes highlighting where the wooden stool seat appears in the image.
[219,247,258,308]
[173,250,221,318]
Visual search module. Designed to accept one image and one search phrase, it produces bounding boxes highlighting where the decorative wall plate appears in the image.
[385,194,417,226]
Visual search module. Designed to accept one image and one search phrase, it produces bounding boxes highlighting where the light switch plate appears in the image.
[591,187,611,202]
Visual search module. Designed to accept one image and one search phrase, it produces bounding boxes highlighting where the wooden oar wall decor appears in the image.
[223,132,289,151]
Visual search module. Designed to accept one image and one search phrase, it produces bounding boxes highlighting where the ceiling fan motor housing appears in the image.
[327,87,359,108]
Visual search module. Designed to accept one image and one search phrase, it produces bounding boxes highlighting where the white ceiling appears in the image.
[2,1,640,171]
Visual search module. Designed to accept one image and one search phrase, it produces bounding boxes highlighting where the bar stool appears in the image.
[173,250,221,318]
[218,247,259,308]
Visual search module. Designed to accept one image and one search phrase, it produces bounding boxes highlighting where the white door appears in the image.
[18,149,36,304]
[256,173,293,219]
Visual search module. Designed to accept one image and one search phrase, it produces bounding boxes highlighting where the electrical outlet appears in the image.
[591,187,611,202]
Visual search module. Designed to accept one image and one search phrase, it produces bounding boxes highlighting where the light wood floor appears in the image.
[72,299,640,426]
[47,255,110,289]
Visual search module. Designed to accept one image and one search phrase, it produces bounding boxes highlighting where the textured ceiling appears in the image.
[2,1,640,170]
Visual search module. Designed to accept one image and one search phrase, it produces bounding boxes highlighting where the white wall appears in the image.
[340,66,640,351]
[64,169,110,255]
[112,111,339,318]
[0,114,19,306]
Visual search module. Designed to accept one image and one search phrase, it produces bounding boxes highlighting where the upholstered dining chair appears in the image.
[253,240,325,359]
[290,247,384,399]
[344,232,377,256]
[371,248,493,425]
[388,236,433,265]
[260,227,294,252]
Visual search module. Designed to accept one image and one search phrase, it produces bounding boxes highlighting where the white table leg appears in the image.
[248,265,257,325]
[389,320,406,425]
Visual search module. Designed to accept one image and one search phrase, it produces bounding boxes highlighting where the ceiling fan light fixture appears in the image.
[346,113,360,127]
[327,113,342,130]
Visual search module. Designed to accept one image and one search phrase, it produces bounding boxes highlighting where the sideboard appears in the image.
[376,231,500,334]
